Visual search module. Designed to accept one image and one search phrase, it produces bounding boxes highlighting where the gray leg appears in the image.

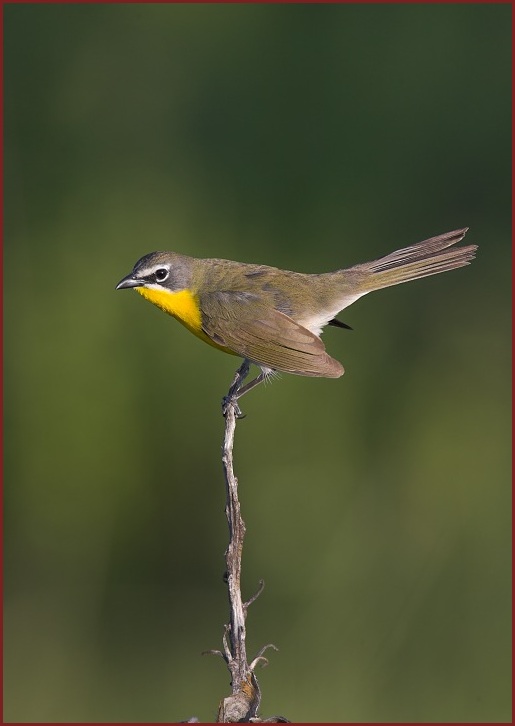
[222,360,266,418]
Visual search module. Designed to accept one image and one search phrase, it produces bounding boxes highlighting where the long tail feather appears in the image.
[360,228,477,292]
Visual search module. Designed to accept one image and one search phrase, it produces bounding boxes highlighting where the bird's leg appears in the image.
[222,360,266,418]
[232,373,266,400]
[223,373,266,418]
[228,359,251,397]
[222,360,251,418]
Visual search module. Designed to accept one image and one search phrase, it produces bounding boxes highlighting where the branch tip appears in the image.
[249,655,269,671]
[244,579,265,610]
[254,643,279,659]
[202,649,227,663]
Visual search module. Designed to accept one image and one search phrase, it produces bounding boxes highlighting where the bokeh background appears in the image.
[4,4,511,723]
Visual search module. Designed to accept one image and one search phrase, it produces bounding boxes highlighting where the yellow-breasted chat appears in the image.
[116,228,476,413]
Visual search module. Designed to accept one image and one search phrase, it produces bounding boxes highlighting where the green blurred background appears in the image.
[3,4,511,723]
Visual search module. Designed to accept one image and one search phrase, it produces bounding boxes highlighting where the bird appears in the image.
[116,227,476,415]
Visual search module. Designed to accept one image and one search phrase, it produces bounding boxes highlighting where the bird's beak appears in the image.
[115,274,143,290]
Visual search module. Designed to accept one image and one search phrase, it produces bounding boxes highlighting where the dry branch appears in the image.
[203,361,289,723]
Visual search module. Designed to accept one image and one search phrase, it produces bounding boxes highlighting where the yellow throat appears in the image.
[135,286,235,354]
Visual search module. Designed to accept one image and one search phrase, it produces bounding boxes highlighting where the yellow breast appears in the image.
[135,286,235,355]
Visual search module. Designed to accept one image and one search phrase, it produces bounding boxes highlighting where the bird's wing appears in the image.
[200,291,344,378]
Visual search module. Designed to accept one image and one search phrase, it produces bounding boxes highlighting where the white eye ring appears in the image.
[155,268,169,282]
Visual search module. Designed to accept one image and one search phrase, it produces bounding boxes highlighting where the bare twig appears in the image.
[212,361,289,723]
[217,362,258,722]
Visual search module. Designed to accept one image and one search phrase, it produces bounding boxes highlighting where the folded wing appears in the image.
[200,292,344,378]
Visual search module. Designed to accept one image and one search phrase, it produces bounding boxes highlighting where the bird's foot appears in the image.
[222,394,246,419]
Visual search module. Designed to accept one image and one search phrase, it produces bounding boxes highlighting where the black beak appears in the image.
[115,274,143,290]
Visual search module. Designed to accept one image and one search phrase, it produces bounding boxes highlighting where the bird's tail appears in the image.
[357,228,477,293]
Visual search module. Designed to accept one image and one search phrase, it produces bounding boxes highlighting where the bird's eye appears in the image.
[155,268,169,282]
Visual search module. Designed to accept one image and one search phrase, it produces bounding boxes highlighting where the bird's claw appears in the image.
[222,395,246,419]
